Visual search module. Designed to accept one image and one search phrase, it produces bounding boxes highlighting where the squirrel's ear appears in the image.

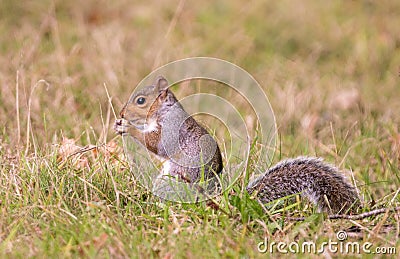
[154,76,169,92]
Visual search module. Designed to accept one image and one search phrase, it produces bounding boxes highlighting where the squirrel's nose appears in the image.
[119,106,126,118]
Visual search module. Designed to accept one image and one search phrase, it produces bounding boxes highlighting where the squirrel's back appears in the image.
[246,157,359,213]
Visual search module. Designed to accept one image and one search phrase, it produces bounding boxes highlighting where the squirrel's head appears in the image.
[120,76,178,131]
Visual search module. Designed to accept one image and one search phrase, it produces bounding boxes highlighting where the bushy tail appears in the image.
[246,157,359,214]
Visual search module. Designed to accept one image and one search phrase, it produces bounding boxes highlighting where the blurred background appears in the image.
[0,0,399,157]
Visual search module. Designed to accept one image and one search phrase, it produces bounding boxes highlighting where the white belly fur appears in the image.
[142,119,158,133]
[161,160,172,176]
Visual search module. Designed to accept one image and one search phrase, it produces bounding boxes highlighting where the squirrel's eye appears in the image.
[136,97,146,105]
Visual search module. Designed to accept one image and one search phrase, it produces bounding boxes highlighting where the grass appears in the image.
[1,0,400,257]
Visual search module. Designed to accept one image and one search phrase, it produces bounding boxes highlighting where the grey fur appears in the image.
[156,88,223,183]
[246,157,359,213]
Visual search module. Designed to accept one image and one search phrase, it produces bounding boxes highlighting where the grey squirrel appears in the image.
[114,76,359,213]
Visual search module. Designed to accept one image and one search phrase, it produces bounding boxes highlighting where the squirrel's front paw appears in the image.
[114,118,129,134]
